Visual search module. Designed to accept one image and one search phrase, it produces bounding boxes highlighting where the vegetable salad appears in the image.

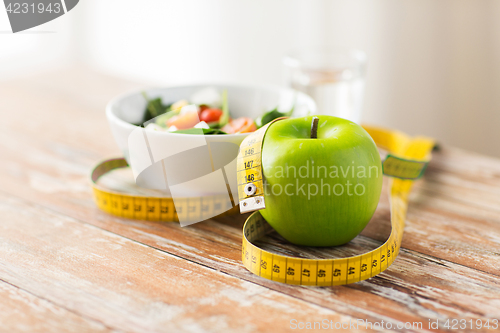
[141,87,294,135]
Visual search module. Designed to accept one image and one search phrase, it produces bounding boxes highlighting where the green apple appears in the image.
[260,116,382,247]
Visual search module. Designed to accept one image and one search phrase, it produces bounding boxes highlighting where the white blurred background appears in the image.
[1,0,499,157]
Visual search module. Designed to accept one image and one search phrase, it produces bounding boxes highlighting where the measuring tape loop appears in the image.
[91,158,236,222]
[91,121,435,286]
[237,120,435,286]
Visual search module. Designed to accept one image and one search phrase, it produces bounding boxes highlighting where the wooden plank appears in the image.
[0,281,110,333]
[0,194,367,333]
[360,151,500,275]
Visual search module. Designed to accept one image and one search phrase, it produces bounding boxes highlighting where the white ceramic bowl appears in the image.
[106,83,316,196]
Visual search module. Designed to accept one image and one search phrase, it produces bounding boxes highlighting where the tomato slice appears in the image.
[221,117,257,134]
[166,111,200,130]
[200,108,223,123]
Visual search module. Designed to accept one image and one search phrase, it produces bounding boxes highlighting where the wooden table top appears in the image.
[0,67,499,333]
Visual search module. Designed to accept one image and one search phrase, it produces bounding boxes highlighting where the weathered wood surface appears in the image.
[0,281,110,333]
[0,67,499,332]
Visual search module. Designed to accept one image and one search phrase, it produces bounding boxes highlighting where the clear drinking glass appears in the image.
[283,48,367,123]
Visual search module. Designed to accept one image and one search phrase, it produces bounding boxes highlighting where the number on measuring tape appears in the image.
[236,121,277,213]
[90,158,236,223]
[383,154,428,180]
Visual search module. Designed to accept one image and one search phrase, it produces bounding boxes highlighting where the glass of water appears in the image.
[283,48,367,123]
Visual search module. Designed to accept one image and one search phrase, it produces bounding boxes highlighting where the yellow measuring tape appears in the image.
[91,122,434,286]
[237,120,435,286]
[91,158,235,222]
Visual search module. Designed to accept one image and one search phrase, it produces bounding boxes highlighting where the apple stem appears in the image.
[310,117,319,139]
